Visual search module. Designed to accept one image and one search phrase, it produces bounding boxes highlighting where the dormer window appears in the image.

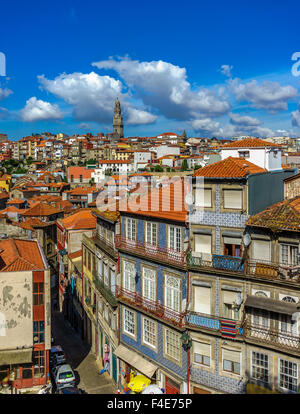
[238,150,249,158]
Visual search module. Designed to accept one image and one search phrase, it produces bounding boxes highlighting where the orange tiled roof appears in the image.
[60,209,96,230]
[120,178,188,222]
[68,167,94,179]
[221,137,279,148]
[0,238,45,271]
[21,202,62,217]
[246,196,300,232]
[193,157,266,178]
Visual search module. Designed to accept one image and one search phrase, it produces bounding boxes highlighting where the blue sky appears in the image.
[1,0,300,140]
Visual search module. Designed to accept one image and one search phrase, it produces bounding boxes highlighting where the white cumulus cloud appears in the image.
[229,112,262,126]
[0,87,12,100]
[92,57,231,120]
[291,104,300,128]
[20,97,63,122]
[228,78,298,112]
[126,107,157,125]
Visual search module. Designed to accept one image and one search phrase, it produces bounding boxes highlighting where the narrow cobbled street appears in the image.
[51,309,116,394]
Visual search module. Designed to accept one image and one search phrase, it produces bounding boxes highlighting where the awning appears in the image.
[244,295,297,315]
[114,344,158,378]
[0,349,32,365]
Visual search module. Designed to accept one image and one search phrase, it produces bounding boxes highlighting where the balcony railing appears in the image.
[115,235,185,267]
[116,285,185,328]
[93,276,118,307]
[186,310,243,338]
[187,252,300,282]
[243,320,300,352]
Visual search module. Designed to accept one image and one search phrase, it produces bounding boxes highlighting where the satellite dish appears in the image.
[243,234,251,247]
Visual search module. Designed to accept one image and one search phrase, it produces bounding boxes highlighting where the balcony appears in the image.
[243,320,300,353]
[116,285,185,328]
[94,233,117,258]
[115,235,185,268]
[186,310,243,338]
[187,252,300,282]
[93,276,118,307]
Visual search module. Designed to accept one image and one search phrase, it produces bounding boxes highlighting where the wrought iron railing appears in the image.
[243,320,300,351]
[186,310,243,336]
[116,285,185,328]
[115,235,185,267]
[187,253,300,281]
[93,276,118,307]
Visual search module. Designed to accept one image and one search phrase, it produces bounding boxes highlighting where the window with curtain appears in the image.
[252,239,271,263]
[193,285,211,314]
[223,189,242,209]
[195,188,212,208]
[124,308,135,337]
[222,348,241,375]
[222,289,240,320]
[280,244,298,266]
[123,260,135,292]
[193,341,211,366]
[142,267,156,302]
[165,274,180,312]
[145,222,157,246]
[169,226,182,252]
[126,218,136,241]
[194,233,211,260]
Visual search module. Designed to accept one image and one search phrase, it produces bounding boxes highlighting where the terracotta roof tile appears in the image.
[60,209,96,230]
[221,137,280,148]
[193,157,266,178]
[21,202,62,217]
[246,196,300,232]
[0,238,45,271]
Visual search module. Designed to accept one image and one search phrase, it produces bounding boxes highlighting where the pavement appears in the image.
[51,309,117,394]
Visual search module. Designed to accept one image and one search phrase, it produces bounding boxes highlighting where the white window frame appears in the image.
[123,260,136,292]
[164,274,181,312]
[251,351,269,384]
[142,266,156,302]
[145,222,157,247]
[126,218,136,241]
[164,327,181,362]
[280,243,298,266]
[279,359,298,393]
[142,317,157,349]
[168,225,182,252]
[123,307,136,338]
[193,341,211,367]
[223,189,243,210]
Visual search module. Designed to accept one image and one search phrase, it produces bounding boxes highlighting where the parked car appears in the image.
[52,364,76,389]
[56,386,85,394]
[50,345,66,367]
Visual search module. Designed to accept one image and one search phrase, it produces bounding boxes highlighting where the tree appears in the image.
[154,165,164,172]
[181,159,189,171]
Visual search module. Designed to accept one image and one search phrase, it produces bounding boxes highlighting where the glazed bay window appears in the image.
[280,244,298,266]
[169,226,182,252]
[165,328,181,362]
[251,352,269,384]
[223,189,242,210]
[124,307,135,337]
[193,341,211,366]
[123,260,135,292]
[142,317,157,348]
[279,359,298,392]
[145,222,157,247]
[222,348,241,375]
[126,218,136,241]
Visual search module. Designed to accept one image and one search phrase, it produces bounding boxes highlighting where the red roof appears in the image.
[68,167,94,179]
[0,238,45,271]
[193,157,266,178]
[60,209,96,230]
[221,137,280,149]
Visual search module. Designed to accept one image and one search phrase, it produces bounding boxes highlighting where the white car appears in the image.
[52,364,76,389]
[50,345,66,366]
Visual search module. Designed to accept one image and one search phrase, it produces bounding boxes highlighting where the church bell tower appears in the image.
[113,97,124,139]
